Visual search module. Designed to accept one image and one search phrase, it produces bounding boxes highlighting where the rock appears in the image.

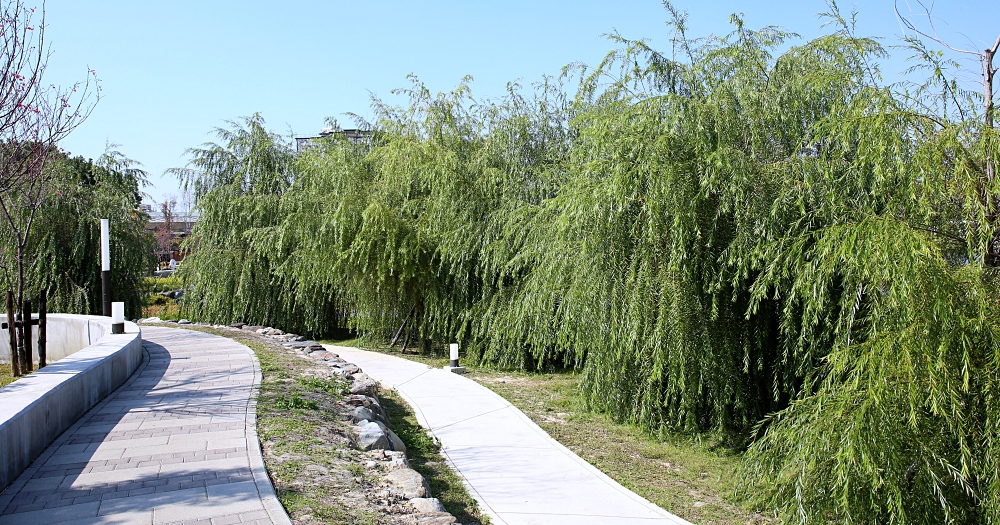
[269,329,284,336]
[373,421,405,453]
[229,322,246,328]
[409,498,446,513]
[356,421,389,450]
[178,319,191,324]
[333,368,354,379]
[335,363,361,375]
[243,325,263,331]
[145,316,162,323]
[386,450,408,468]
[385,427,406,453]
[365,460,379,469]
[283,340,324,351]
[385,468,430,499]
[350,379,378,396]
[411,515,457,525]
[351,406,374,422]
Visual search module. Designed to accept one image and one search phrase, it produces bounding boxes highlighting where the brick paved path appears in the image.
[0,327,290,525]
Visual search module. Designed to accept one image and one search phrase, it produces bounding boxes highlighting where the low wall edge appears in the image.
[0,320,142,492]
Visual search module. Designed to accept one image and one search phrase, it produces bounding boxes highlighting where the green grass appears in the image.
[142,275,183,294]
[0,365,13,388]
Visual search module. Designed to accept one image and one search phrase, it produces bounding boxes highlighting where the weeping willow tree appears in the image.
[173,114,342,334]
[276,76,573,353]
[176,2,1000,521]
[0,149,155,317]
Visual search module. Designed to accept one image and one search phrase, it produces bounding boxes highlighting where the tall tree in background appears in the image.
[0,0,97,311]
[155,196,176,265]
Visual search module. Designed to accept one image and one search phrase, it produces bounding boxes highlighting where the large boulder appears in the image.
[351,406,373,423]
[385,468,431,499]
[356,421,389,450]
[351,379,378,396]
[409,498,446,513]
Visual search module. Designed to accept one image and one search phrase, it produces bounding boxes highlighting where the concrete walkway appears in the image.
[0,327,290,525]
[325,345,693,525]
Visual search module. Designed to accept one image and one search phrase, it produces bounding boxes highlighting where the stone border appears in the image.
[0,319,142,493]
[243,339,294,525]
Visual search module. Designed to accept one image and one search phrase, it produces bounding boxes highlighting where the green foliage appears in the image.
[170,115,340,335]
[296,376,348,396]
[143,275,182,294]
[0,149,156,317]
[176,3,1000,521]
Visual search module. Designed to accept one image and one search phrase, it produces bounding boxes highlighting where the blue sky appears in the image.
[40,0,998,204]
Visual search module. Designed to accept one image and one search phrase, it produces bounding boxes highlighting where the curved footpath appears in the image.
[325,345,693,525]
[0,327,290,525]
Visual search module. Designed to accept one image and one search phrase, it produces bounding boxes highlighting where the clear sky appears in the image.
[39,0,999,204]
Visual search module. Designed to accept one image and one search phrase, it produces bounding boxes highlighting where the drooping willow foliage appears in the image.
[178,5,1000,522]
[0,150,156,317]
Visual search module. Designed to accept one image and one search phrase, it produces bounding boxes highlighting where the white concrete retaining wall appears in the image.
[0,313,112,364]
[0,317,142,492]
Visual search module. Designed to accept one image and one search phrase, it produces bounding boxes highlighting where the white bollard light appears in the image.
[111,302,125,334]
[445,342,466,374]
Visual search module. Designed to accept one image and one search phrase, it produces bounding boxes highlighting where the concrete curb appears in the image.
[244,341,294,525]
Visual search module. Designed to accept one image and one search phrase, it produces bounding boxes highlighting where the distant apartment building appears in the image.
[295,126,371,152]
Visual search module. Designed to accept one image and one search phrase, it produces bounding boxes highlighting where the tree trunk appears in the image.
[389,307,413,348]
[982,35,1000,266]
[6,291,18,377]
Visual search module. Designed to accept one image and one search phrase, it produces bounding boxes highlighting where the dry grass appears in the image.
[0,364,13,388]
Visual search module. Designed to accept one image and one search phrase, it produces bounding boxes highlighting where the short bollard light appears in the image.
[444,342,466,374]
[111,302,125,334]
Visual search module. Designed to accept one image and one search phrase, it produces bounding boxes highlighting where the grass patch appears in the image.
[142,301,184,320]
[0,365,13,388]
[380,388,488,524]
